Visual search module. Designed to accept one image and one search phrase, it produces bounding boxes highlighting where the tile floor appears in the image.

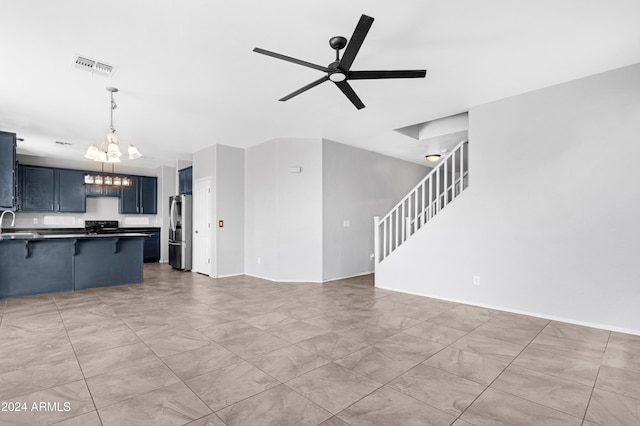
[1,263,639,425]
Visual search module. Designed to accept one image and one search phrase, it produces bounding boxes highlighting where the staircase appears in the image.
[374,139,469,263]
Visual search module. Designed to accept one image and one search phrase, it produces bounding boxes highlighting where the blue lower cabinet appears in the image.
[74,238,143,290]
[0,240,74,298]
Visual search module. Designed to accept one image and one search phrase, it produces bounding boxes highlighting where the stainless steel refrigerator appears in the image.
[169,194,192,270]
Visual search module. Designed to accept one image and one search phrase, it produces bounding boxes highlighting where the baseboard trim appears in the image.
[244,272,374,284]
[376,284,640,337]
[214,273,244,279]
[323,271,374,283]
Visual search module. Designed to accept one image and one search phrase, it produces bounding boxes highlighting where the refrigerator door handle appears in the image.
[169,199,176,231]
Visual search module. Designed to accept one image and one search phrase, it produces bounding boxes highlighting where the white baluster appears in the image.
[374,216,380,264]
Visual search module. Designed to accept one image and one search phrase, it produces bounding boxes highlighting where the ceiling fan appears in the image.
[253,14,427,110]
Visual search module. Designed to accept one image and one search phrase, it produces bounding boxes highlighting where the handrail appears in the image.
[374,139,469,263]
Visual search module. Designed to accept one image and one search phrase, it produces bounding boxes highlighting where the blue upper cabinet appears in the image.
[20,166,55,211]
[19,166,86,212]
[119,177,139,214]
[178,166,192,195]
[139,176,157,214]
[0,131,17,210]
[119,176,157,214]
[56,169,86,212]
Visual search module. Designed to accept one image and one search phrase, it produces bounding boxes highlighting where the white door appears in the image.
[192,177,212,276]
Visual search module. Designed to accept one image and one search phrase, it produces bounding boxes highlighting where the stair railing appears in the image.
[374,139,469,263]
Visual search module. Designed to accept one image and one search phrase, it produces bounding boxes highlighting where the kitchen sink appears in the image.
[0,232,41,240]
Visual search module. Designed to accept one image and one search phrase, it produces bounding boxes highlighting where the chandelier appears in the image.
[84,87,142,162]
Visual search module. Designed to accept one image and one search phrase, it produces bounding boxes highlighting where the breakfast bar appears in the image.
[0,232,147,298]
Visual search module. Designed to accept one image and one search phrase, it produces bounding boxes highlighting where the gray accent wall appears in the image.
[376,63,640,334]
[322,139,429,281]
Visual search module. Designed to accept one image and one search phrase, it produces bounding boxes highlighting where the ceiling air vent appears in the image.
[73,54,117,77]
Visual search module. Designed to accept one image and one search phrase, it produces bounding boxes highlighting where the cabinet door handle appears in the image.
[141,206,144,213]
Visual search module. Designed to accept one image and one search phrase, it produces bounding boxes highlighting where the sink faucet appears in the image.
[0,210,16,233]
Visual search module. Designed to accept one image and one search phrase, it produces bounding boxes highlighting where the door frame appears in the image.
[193,177,214,277]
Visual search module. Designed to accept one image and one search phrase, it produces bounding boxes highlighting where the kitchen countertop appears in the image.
[0,228,154,241]
[24,232,150,239]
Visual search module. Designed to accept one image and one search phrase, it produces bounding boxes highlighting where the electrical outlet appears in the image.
[473,275,480,286]
[33,218,38,224]
[257,257,261,264]
[343,220,350,227]
[370,253,374,261]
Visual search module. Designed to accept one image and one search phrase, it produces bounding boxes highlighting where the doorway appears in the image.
[192,177,212,276]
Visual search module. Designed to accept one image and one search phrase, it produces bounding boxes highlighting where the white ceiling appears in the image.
[1,1,639,169]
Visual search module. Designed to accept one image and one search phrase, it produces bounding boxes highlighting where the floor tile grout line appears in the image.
[510,340,609,387]
[74,286,186,424]
[581,330,612,425]
[92,290,219,422]
[52,292,105,426]
[0,298,6,327]
[450,316,553,423]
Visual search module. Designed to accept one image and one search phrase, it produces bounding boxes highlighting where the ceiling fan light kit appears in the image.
[253,14,427,110]
[84,87,142,162]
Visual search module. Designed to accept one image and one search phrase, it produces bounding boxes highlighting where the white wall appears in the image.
[245,138,323,282]
[322,140,429,281]
[376,63,640,334]
[215,145,244,277]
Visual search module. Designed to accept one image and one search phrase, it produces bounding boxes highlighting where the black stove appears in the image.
[84,220,120,234]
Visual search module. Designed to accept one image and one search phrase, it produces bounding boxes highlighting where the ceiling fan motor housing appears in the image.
[328,61,347,82]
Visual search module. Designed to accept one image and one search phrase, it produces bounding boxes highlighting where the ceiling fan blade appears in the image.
[279,75,330,102]
[338,14,374,72]
[334,81,365,110]
[253,48,329,73]
[349,70,427,80]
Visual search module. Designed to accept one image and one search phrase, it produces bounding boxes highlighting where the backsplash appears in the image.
[9,197,161,229]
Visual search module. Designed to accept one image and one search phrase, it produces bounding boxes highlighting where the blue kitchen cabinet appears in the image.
[140,176,157,214]
[0,131,17,210]
[179,166,192,195]
[119,177,139,213]
[19,166,55,211]
[56,169,86,212]
[19,166,85,212]
[119,176,157,214]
